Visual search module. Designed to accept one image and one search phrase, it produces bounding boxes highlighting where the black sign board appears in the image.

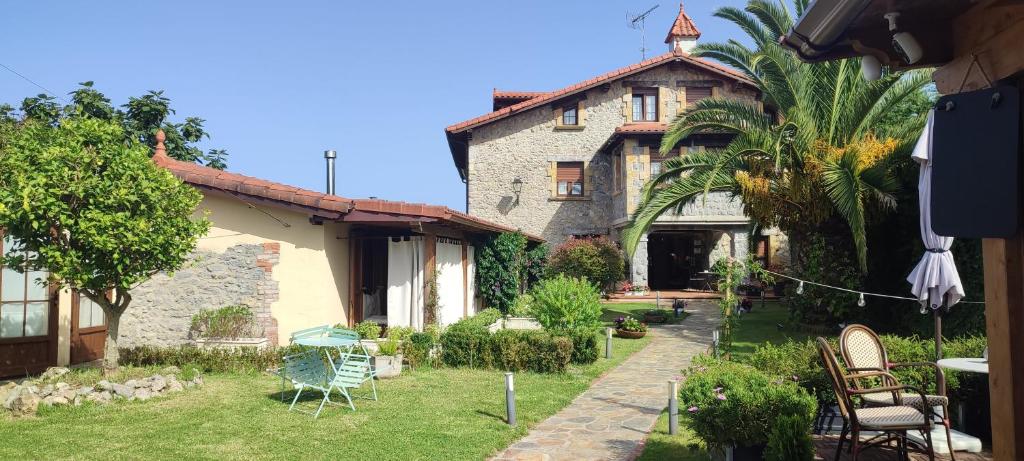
[932,85,1020,238]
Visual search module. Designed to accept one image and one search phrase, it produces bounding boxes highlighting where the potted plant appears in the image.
[354,320,383,353]
[189,305,268,349]
[371,339,404,379]
[643,309,668,324]
[614,316,648,338]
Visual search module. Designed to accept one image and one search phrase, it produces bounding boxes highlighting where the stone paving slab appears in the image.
[491,301,721,461]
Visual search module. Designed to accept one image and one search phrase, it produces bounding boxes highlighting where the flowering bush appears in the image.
[614,316,647,332]
[679,357,816,450]
[546,237,624,289]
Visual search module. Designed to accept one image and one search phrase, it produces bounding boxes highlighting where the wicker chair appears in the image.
[817,337,935,461]
[840,324,956,460]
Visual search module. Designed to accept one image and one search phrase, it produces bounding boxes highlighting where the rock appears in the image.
[124,379,141,389]
[133,388,153,401]
[167,380,184,393]
[0,382,19,408]
[191,375,204,387]
[76,386,95,397]
[111,383,133,399]
[73,396,83,406]
[42,395,68,406]
[160,366,181,376]
[3,386,23,409]
[148,375,167,392]
[54,382,70,390]
[10,392,40,415]
[96,380,113,391]
[39,384,54,398]
[57,388,77,401]
[39,367,70,381]
[86,391,112,404]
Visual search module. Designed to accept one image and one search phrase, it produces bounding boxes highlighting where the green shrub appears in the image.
[377,339,400,356]
[530,275,602,331]
[189,305,260,339]
[545,237,624,289]
[119,344,295,373]
[680,358,817,450]
[404,332,436,369]
[510,293,534,317]
[439,325,572,373]
[439,320,492,368]
[468,308,502,328]
[354,320,382,340]
[561,327,599,364]
[523,244,549,287]
[386,326,414,342]
[477,232,528,313]
[765,413,815,461]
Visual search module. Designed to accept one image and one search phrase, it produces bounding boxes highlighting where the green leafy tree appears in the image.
[0,118,210,368]
[476,232,528,313]
[546,237,624,289]
[10,82,230,169]
[623,0,930,271]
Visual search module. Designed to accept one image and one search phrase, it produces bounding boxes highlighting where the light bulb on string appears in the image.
[796,281,804,295]
[920,305,928,314]
[857,292,866,307]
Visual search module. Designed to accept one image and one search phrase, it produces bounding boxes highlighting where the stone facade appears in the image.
[118,243,280,348]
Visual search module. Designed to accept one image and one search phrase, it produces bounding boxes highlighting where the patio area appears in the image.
[813,435,993,460]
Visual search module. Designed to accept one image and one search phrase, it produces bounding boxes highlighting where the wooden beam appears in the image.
[462,241,469,319]
[982,235,1024,460]
[424,233,437,324]
[934,3,1024,93]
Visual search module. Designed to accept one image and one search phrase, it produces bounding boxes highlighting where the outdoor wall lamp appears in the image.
[512,177,523,206]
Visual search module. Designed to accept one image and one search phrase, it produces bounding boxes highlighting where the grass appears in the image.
[0,305,651,461]
[600,302,689,326]
[730,299,810,361]
[637,410,710,461]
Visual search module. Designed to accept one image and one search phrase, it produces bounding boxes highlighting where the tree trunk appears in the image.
[103,310,121,371]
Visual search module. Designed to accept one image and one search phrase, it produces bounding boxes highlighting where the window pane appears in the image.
[632,96,643,122]
[24,302,47,336]
[571,182,582,195]
[25,271,47,300]
[651,161,662,176]
[92,302,105,327]
[78,297,91,328]
[1,267,24,302]
[558,181,568,195]
[563,107,576,125]
[1,303,24,338]
[645,95,657,121]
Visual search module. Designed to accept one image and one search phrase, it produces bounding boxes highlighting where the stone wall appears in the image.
[466,62,759,248]
[118,243,280,348]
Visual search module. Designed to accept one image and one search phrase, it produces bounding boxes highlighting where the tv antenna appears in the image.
[627,4,660,60]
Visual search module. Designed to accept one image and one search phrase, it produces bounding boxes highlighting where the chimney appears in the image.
[324,150,337,195]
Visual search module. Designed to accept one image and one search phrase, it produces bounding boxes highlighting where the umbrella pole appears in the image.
[934,294,946,396]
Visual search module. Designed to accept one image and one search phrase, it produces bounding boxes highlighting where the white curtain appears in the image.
[466,245,477,315]
[387,237,425,330]
[436,239,465,326]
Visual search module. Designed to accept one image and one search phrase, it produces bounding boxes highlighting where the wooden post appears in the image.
[424,233,437,324]
[982,235,1024,460]
[462,241,469,319]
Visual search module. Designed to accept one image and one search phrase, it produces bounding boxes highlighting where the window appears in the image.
[631,88,658,122]
[556,162,584,197]
[0,235,49,338]
[686,86,713,108]
[650,160,663,176]
[562,105,578,126]
[78,295,105,329]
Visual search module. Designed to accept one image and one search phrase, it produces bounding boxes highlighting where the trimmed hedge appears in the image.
[120,344,300,373]
[562,328,599,364]
[439,324,573,373]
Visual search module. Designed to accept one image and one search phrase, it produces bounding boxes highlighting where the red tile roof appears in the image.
[665,2,701,43]
[445,49,754,134]
[615,122,669,134]
[492,90,548,100]
[151,132,541,241]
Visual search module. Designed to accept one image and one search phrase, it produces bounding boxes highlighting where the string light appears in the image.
[796,280,804,295]
[920,305,928,314]
[761,269,985,309]
[857,293,866,307]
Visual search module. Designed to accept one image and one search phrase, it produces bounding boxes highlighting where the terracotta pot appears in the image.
[615,329,647,339]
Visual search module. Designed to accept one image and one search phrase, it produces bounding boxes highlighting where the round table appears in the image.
[937,357,989,374]
[292,335,370,374]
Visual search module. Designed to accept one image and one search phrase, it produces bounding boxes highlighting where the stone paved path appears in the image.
[491,300,721,461]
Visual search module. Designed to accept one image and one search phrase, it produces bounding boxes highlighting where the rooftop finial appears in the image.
[665,1,701,53]
[154,129,167,158]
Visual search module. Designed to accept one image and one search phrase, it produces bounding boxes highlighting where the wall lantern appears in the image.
[512,177,524,205]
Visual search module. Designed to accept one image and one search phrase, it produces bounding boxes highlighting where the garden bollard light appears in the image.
[505,372,517,427]
[668,380,679,435]
[605,327,613,359]
[712,329,720,358]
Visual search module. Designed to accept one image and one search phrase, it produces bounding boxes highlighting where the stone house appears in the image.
[445,4,790,290]
[0,133,539,378]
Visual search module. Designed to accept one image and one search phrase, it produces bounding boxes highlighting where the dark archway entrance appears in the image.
[647,231,710,290]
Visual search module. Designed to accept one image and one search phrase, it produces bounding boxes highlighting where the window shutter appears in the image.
[622,92,631,123]
[548,162,558,197]
[658,87,669,122]
[686,87,713,107]
[577,101,586,126]
[677,87,685,113]
[711,86,721,99]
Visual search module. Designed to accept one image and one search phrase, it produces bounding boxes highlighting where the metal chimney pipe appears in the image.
[324,150,337,195]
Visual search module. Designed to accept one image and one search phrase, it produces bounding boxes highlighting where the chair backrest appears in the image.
[291,325,330,342]
[839,324,888,381]
[284,350,328,386]
[816,337,857,425]
[327,327,360,341]
[330,353,373,388]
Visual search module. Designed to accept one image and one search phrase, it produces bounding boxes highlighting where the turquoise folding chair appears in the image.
[330,352,378,410]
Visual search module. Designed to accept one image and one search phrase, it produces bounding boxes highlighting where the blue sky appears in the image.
[2,1,749,209]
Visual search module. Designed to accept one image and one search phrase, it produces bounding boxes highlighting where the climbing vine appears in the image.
[712,256,772,358]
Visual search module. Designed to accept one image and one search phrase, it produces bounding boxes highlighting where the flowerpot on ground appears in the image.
[615,329,647,339]
[371,354,403,379]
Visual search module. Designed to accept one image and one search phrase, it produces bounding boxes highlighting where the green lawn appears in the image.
[600,301,688,326]
[637,410,710,461]
[730,299,811,361]
[0,307,651,460]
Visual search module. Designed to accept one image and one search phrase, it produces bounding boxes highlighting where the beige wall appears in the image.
[195,194,351,345]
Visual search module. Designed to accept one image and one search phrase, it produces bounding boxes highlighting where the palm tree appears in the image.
[622,0,930,271]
